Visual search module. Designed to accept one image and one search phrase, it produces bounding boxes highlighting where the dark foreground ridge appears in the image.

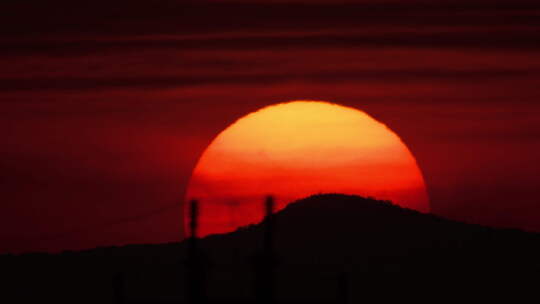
[2,194,540,303]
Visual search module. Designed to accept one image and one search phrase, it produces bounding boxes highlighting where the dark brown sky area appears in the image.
[1,0,540,253]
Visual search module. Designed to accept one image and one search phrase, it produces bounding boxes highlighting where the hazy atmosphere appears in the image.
[2,0,540,253]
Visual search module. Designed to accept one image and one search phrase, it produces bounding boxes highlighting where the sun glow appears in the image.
[186,101,429,236]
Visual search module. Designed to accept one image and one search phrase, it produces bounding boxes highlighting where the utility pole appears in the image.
[185,199,207,304]
[254,196,277,304]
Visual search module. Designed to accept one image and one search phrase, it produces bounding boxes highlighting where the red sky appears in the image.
[1,0,540,253]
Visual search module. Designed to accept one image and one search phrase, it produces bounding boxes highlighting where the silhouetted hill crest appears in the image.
[2,194,540,303]
[3,193,540,263]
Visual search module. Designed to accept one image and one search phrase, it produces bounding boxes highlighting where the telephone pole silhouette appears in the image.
[185,199,207,304]
[254,196,277,304]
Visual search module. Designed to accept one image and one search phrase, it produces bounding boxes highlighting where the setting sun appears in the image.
[186,100,429,236]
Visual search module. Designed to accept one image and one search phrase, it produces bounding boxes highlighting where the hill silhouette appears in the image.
[2,194,540,303]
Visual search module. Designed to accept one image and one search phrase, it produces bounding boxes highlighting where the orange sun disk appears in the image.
[186,100,429,237]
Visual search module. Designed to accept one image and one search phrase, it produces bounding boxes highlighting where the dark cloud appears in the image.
[3,27,540,57]
[1,0,539,38]
[2,68,540,91]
